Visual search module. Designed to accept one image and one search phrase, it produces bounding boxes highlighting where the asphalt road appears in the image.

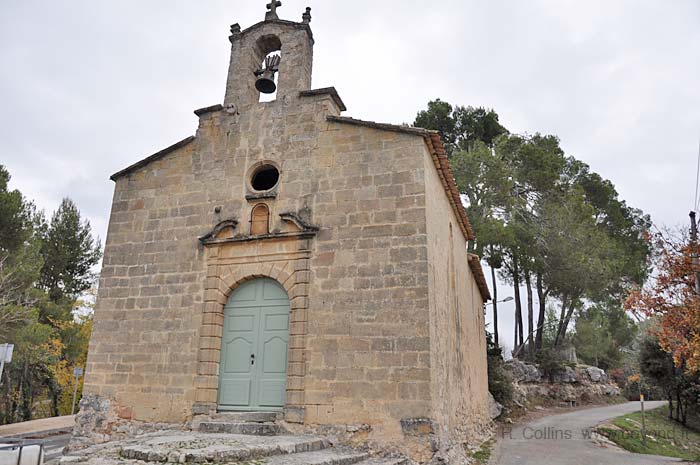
[42,433,70,464]
[0,433,69,465]
[491,401,683,465]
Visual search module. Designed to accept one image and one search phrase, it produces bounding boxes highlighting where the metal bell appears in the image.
[254,54,281,94]
[255,68,277,94]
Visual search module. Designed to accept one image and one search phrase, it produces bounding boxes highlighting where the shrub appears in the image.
[536,347,566,383]
[486,332,513,406]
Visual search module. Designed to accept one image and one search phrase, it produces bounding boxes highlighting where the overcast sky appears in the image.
[1,1,699,353]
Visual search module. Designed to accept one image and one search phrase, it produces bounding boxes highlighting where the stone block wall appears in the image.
[83,92,436,430]
[85,139,202,423]
[304,122,434,439]
[424,144,491,460]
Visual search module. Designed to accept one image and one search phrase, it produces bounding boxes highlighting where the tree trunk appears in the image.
[20,362,32,421]
[557,297,578,346]
[490,264,499,348]
[668,392,673,419]
[525,272,534,359]
[512,256,523,355]
[554,295,568,347]
[1,368,10,424]
[535,273,547,351]
[681,396,687,425]
[48,379,60,417]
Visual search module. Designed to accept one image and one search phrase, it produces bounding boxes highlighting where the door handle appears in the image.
[250,354,255,365]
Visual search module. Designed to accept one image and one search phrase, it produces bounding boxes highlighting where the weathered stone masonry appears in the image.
[79,5,492,463]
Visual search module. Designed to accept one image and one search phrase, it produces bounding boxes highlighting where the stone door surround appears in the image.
[194,232,312,423]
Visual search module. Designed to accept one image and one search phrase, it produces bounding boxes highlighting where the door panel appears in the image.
[223,337,254,373]
[258,380,287,407]
[218,278,290,411]
[264,314,290,331]
[219,379,251,406]
[262,337,288,373]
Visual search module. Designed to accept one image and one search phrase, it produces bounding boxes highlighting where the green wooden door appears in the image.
[218,278,290,411]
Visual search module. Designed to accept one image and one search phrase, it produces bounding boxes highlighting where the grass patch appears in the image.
[467,438,494,464]
[597,406,700,461]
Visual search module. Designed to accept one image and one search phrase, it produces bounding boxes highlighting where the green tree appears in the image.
[414,100,507,156]
[414,99,457,154]
[39,198,101,304]
[574,304,637,369]
[450,141,514,346]
[0,167,101,423]
[453,105,508,151]
[413,100,650,361]
[0,166,33,254]
[0,166,43,339]
[574,167,651,298]
[496,133,566,356]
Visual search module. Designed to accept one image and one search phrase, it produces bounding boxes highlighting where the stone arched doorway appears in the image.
[218,278,290,411]
[195,217,316,422]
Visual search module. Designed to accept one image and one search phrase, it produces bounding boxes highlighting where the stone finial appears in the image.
[302,7,311,24]
[229,23,241,43]
[265,1,282,21]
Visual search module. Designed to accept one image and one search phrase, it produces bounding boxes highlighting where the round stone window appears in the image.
[250,164,280,192]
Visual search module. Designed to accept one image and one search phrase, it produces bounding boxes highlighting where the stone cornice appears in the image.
[194,104,223,117]
[199,213,318,247]
[230,19,314,45]
[299,88,346,112]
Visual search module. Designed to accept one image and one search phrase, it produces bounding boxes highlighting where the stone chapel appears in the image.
[79,3,492,461]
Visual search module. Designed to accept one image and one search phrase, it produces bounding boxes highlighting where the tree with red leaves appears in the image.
[625,227,700,425]
[625,228,700,375]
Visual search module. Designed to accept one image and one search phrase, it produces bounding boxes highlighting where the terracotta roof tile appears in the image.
[468,253,492,302]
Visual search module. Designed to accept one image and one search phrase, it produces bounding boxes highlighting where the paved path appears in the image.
[491,402,683,465]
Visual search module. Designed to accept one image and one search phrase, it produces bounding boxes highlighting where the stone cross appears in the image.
[265,1,282,20]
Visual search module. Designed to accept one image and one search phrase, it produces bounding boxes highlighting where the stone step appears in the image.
[355,458,408,465]
[198,421,284,435]
[118,432,329,463]
[261,449,369,465]
[211,411,280,423]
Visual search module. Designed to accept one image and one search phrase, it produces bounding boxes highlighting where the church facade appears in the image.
[80,3,492,461]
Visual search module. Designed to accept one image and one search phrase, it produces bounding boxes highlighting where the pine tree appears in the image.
[39,198,101,303]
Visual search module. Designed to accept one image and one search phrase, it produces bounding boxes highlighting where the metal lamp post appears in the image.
[71,366,84,415]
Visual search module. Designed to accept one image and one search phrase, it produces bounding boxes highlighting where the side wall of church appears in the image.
[423,148,491,456]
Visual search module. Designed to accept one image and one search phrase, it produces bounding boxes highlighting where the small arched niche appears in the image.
[250,204,270,235]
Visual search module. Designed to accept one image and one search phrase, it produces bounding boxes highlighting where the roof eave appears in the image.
[110,136,195,181]
[468,254,492,302]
